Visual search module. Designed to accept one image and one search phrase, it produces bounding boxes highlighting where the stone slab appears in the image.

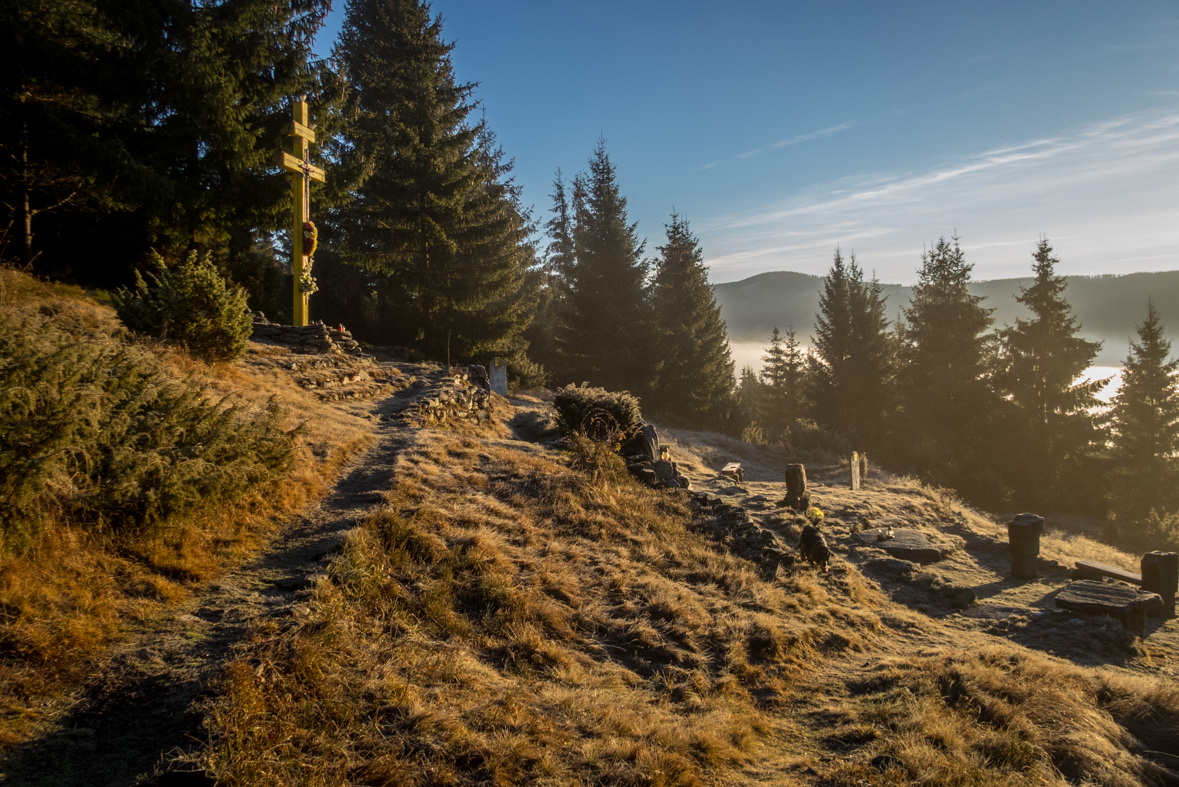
[1073,560,1143,585]
[1055,579,1162,635]
[855,528,946,564]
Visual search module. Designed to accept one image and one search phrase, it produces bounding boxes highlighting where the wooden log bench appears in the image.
[1055,580,1162,636]
[720,462,744,484]
[1072,560,1143,585]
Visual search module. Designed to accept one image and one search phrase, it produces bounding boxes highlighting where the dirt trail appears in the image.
[0,374,426,787]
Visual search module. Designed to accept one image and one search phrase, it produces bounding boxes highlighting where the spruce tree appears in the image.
[333,0,533,361]
[998,239,1106,511]
[1,0,333,269]
[896,236,1001,500]
[759,326,805,440]
[737,365,765,441]
[526,170,576,379]
[1109,301,1179,534]
[560,140,651,394]
[648,212,735,428]
[808,249,893,448]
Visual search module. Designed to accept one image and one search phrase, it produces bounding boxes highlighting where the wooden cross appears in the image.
[277,98,325,326]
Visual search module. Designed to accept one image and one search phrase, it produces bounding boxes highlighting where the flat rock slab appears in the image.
[855,528,947,564]
[1056,580,1160,615]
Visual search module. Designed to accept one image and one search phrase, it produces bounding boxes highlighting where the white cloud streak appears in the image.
[702,120,858,169]
[736,120,858,160]
[700,106,1179,284]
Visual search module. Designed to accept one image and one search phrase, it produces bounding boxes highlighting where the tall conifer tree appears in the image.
[896,236,1000,499]
[1,0,332,269]
[526,170,576,379]
[333,0,533,360]
[760,326,805,439]
[649,212,734,427]
[808,249,893,448]
[1109,301,1179,532]
[999,239,1106,510]
[560,140,651,394]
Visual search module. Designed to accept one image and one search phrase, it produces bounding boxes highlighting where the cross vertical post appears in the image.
[291,100,309,325]
[276,98,325,327]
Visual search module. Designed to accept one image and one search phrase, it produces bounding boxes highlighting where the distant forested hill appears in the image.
[714,270,1179,366]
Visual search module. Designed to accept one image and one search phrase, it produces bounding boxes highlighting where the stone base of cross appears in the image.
[277,98,325,326]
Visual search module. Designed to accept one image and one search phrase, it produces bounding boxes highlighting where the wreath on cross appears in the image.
[302,220,318,258]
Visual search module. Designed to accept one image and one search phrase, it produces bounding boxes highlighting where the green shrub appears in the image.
[552,384,643,439]
[507,352,548,389]
[0,309,298,549]
[1122,509,1179,552]
[113,251,252,362]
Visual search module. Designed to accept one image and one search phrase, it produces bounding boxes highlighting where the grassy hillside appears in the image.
[0,268,375,737]
[2,270,1176,785]
[194,400,1179,786]
[716,270,1179,366]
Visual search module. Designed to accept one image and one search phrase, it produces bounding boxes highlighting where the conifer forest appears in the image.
[4,0,1179,550]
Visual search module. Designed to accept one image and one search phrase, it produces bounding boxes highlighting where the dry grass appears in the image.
[823,645,1179,786]
[0,268,372,736]
[200,421,885,785]
[196,396,1179,785]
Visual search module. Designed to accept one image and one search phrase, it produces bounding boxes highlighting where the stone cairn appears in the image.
[412,365,493,427]
[249,312,366,356]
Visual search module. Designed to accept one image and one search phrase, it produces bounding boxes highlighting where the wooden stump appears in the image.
[1142,551,1178,619]
[1008,513,1044,580]
[784,463,808,510]
[850,452,861,491]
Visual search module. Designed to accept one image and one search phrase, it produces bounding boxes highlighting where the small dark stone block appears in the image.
[785,464,807,498]
[1008,513,1045,579]
[1141,551,1178,618]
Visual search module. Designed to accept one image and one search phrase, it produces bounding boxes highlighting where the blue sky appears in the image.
[313,1,1179,285]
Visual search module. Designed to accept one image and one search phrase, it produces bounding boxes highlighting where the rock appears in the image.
[633,468,659,486]
[874,529,947,564]
[467,364,490,390]
[864,557,920,576]
[1056,579,1160,636]
[941,586,977,608]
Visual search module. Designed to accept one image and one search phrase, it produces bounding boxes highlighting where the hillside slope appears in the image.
[1,276,1176,785]
[190,389,1179,783]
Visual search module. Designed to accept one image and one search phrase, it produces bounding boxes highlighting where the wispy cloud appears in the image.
[736,120,858,160]
[699,106,1179,286]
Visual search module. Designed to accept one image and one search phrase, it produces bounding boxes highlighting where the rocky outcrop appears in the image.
[249,313,366,356]
[411,367,494,427]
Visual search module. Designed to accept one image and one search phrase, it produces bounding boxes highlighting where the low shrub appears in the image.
[552,384,643,439]
[0,308,298,548]
[507,352,548,389]
[113,251,252,362]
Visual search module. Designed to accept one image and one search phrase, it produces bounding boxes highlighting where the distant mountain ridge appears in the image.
[714,270,1179,366]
